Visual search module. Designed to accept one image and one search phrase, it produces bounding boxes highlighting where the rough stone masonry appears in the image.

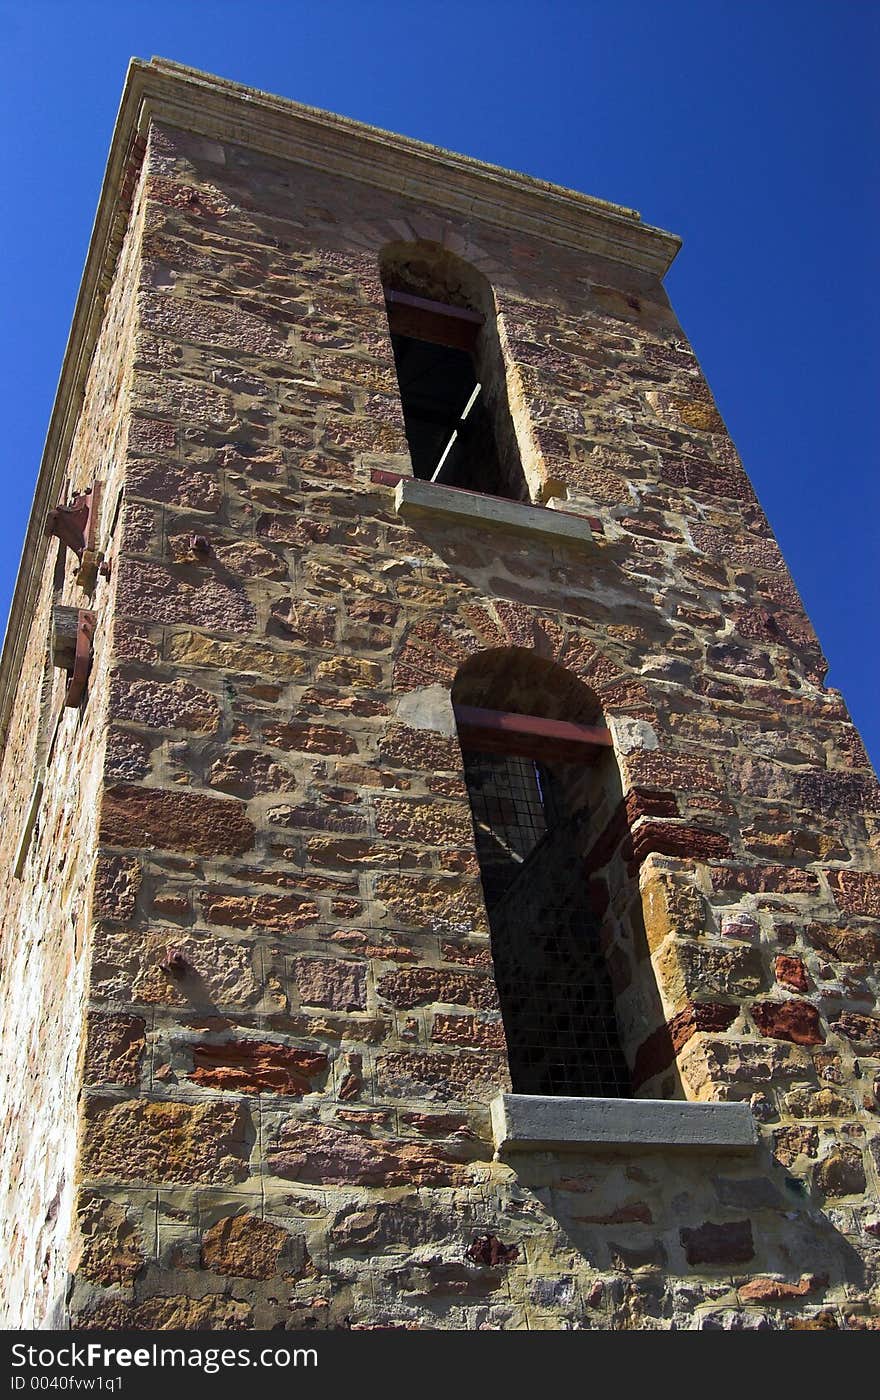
[0,58,878,1331]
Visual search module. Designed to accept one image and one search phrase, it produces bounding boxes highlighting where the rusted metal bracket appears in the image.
[45,482,104,591]
[56,609,97,708]
[160,948,188,977]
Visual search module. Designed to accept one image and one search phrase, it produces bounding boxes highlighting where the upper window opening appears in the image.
[380,243,530,503]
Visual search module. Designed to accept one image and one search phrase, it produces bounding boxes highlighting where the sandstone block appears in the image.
[377,967,498,1010]
[711,866,820,895]
[262,721,356,755]
[680,1219,754,1266]
[379,725,463,772]
[678,1034,811,1099]
[774,1125,819,1166]
[751,1000,824,1046]
[266,1120,466,1187]
[110,675,220,732]
[774,955,808,992]
[830,1012,880,1051]
[105,727,153,783]
[806,924,880,963]
[266,597,337,646]
[815,1145,866,1198]
[314,655,382,686]
[208,750,296,797]
[739,1276,821,1303]
[653,940,763,1011]
[122,930,262,1008]
[117,559,256,635]
[201,1212,308,1279]
[201,890,318,933]
[94,852,141,922]
[330,1203,456,1252]
[76,1192,144,1286]
[377,1050,508,1102]
[432,1014,506,1049]
[293,957,367,1011]
[82,1098,251,1184]
[127,459,223,513]
[210,539,288,579]
[101,784,255,856]
[190,1040,327,1094]
[74,1295,252,1330]
[374,874,488,934]
[640,869,707,951]
[826,871,880,917]
[165,630,306,678]
[85,1014,146,1086]
[374,798,473,846]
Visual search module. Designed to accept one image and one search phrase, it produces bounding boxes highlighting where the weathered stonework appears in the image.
[0,59,878,1331]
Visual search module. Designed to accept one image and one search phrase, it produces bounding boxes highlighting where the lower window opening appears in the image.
[463,749,631,1099]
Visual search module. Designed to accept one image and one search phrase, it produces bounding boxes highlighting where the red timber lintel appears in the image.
[385,289,483,352]
[453,705,613,763]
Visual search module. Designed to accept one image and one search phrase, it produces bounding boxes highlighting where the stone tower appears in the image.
[1,59,878,1332]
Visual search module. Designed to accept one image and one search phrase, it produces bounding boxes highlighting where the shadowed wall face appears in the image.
[0,82,878,1332]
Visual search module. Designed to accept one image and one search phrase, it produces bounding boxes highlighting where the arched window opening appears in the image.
[453,650,634,1100]
[380,243,529,502]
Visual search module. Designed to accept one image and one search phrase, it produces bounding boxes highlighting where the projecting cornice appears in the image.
[0,57,682,751]
[137,59,681,276]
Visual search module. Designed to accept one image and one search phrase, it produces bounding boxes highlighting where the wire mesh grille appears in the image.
[463,750,631,1098]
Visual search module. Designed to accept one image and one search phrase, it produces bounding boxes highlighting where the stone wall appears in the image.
[3,107,879,1329]
[0,141,148,1328]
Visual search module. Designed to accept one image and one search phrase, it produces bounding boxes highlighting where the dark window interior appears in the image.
[463,747,631,1099]
[385,290,525,500]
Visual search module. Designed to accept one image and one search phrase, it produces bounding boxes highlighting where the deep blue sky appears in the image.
[1,1,877,768]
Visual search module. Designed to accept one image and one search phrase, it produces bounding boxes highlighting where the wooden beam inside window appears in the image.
[454,704,612,763]
[385,289,483,352]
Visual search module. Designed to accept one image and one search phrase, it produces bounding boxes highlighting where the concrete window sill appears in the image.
[491,1093,758,1155]
[394,478,595,548]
